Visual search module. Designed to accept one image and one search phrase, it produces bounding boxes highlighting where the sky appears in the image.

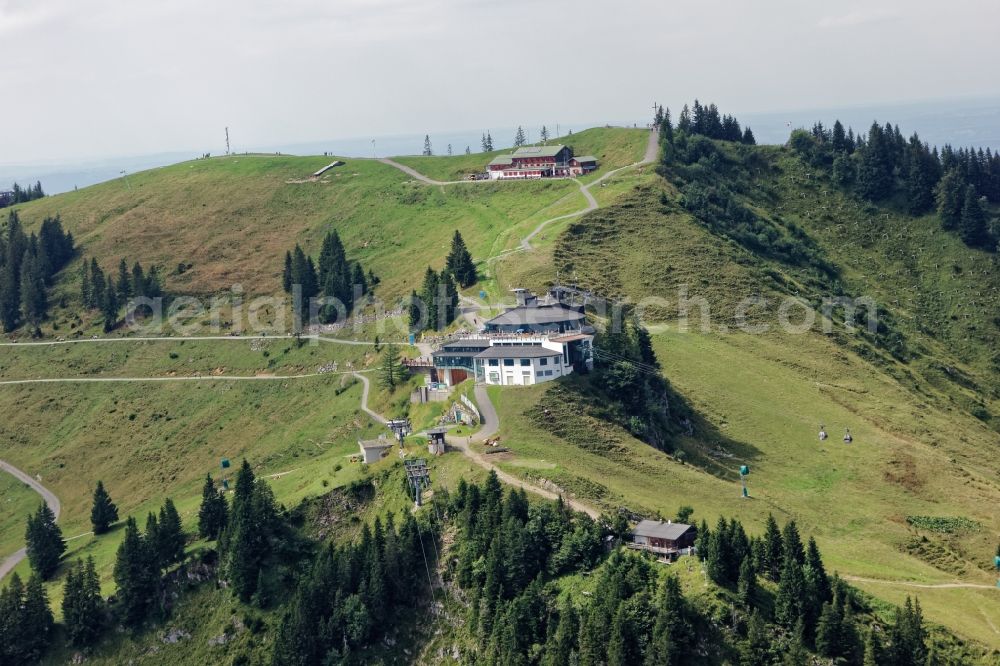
[1,0,999,164]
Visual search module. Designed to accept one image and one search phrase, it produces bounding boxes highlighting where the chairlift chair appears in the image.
[843,428,853,443]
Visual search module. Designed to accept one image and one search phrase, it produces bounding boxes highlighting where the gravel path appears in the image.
[0,460,61,581]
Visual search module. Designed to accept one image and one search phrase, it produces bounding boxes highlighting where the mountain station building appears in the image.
[487,145,598,180]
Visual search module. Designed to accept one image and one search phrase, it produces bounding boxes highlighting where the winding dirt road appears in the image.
[0,460,61,581]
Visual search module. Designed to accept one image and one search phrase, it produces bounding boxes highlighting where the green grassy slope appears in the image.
[2,127,998,650]
[479,139,1000,645]
[0,474,41,558]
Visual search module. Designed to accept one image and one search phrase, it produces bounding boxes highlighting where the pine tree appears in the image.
[62,557,105,647]
[775,556,805,628]
[25,502,65,579]
[764,514,785,582]
[935,169,965,230]
[420,267,439,331]
[117,258,131,302]
[423,134,433,156]
[113,516,159,625]
[79,260,91,308]
[815,601,843,657]
[485,132,494,151]
[90,480,119,535]
[445,230,477,287]
[540,125,550,143]
[20,574,53,662]
[862,628,882,666]
[407,290,422,333]
[740,609,771,666]
[648,575,692,665]
[959,186,991,248]
[742,126,756,145]
[102,286,118,332]
[514,126,527,147]
[440,270,458,326]
[379,345,403,390]
[198,473,228,540]
[222,460,278,601]
[19,249,46,326]
[156,498,185,566]
[857,122,895,200]
[447,143,453,156]
[737,556,756,607]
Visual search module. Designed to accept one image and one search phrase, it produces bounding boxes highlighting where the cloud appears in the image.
[818,8,899,29]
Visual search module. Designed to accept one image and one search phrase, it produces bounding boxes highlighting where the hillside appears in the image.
[1,124,999,658]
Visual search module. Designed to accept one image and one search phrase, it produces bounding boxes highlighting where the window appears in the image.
[488,359,499,367]
[539,358,548,366]
[503,359,514,367]
[489,372,499,383]
[520,359,531,367]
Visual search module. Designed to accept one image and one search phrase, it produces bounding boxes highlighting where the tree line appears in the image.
[1,466,950,664]
[407,229,476,333]
[282,230,377,323]
[655,100,757,147]
[790,120,998,250]
[0,181,45,208]
[79,256,162,332]
[0,211,75,332]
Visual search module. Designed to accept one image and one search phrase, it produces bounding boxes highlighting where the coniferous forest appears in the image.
[0,211,75,333]
[0,465,970,665]
[282,230,378,323]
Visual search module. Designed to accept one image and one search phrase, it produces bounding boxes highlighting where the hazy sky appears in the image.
[1,0,998,163]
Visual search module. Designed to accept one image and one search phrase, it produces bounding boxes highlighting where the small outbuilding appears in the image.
[628,520,697,560]
[427,427,448,455]
[358,437,394,464]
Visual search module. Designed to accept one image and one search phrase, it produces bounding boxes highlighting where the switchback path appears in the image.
[0,460,61,581]
[353,372,387,425]
[355,380,599,518]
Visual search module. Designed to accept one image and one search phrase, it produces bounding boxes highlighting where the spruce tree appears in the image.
[764,514,785,582]
[445,230,477,287]
[156,498,185,566]
[440,270,458,326]
[198,473,228,539]
[113,516,159,625]
[379,345,403,390]
[62,557,105,647]
[737,556,756,607]
[420,267,439,331]
[959,186,991,248]
[775,556,805,628]
[25,502,65,579]
[540,125,550,143]
[102,287,118,332]
[514,126,527,147]
[79,261,92,308]
[935,169,965,230]
[423,134,433,156]
[90,480,119,535]
[407,290,422,333]
[19,574,53,662]
[117,258,131,302]
[485,132,494,151]
[19,250,46,326]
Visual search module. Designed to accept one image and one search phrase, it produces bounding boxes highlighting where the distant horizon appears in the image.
[3,94,999,196]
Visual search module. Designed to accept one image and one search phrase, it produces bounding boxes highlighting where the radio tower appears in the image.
[225,127,230,155]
